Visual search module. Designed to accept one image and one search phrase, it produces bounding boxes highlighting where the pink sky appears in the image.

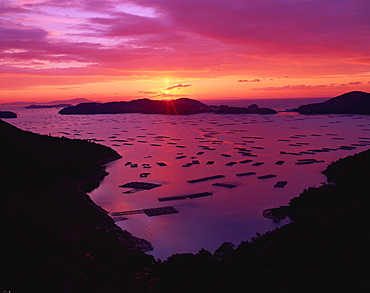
[1,0,370,103]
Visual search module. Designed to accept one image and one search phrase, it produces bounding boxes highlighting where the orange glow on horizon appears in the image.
[1,1,369,104]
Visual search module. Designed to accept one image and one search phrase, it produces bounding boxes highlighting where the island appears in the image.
[0,111,17,118]
[214,103,277,114]
[25,103,72,109]
[58,97,277,115]
[293,91,370,114]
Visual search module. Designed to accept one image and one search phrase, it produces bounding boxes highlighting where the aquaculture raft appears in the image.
[110,206,179,218]
[236,172,256,177]
[212,183,237,188]
[119,182,162,190]
[158,192,213,202]
[187,175,225,183]
[257,174,277,179]
[274,181,288,188]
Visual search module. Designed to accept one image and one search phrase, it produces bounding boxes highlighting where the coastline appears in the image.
[0,119,154,291]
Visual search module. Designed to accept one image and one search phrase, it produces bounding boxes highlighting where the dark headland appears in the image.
[0,111,17,118]
[0,119,153,292]
[59,97,277,115]
[293,91,370,114]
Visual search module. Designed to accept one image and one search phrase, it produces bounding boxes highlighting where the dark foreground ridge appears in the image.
[2,119,370,292]
[0,111,17,118]
[59,97,277,115]
[0,120,153,292]
[293,91,370,114]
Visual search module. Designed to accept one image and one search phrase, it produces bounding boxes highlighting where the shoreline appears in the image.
[0,119,154,291]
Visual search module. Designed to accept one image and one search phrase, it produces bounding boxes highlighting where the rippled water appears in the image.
[4,98,370,260]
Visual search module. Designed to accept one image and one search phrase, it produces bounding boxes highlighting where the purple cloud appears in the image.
[252,84,328,91]
[165,84,193,90]
[238,79,261,83]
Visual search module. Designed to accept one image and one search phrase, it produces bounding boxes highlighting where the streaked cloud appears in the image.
[1,0,369,101]
[238,79,261,83]
[165,84,193,90]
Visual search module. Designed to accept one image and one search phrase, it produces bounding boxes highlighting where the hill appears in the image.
[294,91,370,114]
[0,120,153,292]
[59,98,210,115]
[59,98,277,115]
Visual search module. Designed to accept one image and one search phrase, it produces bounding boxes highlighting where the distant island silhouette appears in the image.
[293,91,370,114]
[59,98,277,115]
[25,103,72,109]
[215,103,277,114]
[0,111,17,118]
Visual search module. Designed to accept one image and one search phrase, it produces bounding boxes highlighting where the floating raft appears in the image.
[119,182,162,190]
[206,161,215,165]
[295,159,324,165]
[159,195,187,201]
[144,206,179,217]
[339,145,356,150]
[225,161,237,166]
[156,162,167,166]
[187,175,225,183]
[252,162,264,166]
[274,181,288,188]
[242,153,258,157]
[111,209,144,216]
[239,159,253,164]
[275,160,285,165]
[186,192,213,199]
[140,173,150,178]
[257,174,277,179]
[236,172,256,177]
[111,216,128,222]
[158,192,214,202]
[212,183,237,188]
[110,206,179,217]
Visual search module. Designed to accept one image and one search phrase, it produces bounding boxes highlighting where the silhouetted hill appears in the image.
[0,111,17,118]
[25,103,72,109]
[0,120,153,292]
[294,91,370,114]
[59,98,277,116]
[215,103,277,114]
[59,98,210,115]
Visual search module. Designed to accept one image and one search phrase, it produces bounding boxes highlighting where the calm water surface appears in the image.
[4,98,370,260]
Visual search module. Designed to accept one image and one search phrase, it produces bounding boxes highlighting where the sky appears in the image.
[1,0,370,103]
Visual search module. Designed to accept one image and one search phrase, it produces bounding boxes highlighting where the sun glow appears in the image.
[1,0,369,104]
